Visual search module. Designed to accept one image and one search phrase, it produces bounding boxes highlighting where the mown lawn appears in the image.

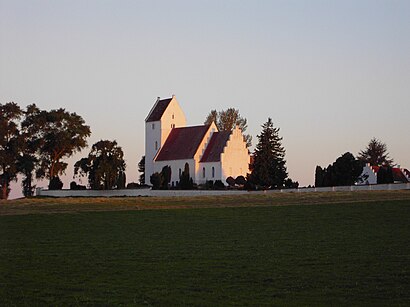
[1,196,410,305]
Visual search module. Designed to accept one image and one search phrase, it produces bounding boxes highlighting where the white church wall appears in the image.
[193,123,218,182]
[153,159,195,187]
[145,120,161,185]
[197,162,221,185]
[220,126,250,182]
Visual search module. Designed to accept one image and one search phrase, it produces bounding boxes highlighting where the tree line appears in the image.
[0,102,131,199]
[315,138,395,187]
[0,102,91,199]
[2,101,396,199]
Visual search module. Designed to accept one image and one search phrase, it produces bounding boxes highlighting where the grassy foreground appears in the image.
[1,192,410,305]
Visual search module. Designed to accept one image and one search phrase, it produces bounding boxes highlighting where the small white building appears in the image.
[145,95,250,186]
[358,163,410,185]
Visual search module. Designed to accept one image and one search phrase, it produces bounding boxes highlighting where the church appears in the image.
[145,95,250,187]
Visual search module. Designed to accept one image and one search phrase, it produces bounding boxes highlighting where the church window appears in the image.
[152,123,155,130]
[171,124,175,129]
[172,114,175,119]
[203,167,206,178]
[179,168,182,178]
[155,141,158,150]
[212,167,215,178]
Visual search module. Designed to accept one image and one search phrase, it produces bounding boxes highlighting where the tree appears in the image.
[204,108,252,147]
[0,102,23,199]
[358,138,394,166]
[249,118,288,189]
[17,104,42,196]
[235,175,247,186]
[160,165,171,189]
[74,140,126,190]
[138,156,145,184]
[315,152,363,187]
[179,163,193,189]
[315,166,324,187]
[117,171,126,189]
[150,172,162,190]
[29,108,91,187]
[226,176,235,187]
[377,166,394,184]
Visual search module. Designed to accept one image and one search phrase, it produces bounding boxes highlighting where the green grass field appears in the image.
[1,192,410,305]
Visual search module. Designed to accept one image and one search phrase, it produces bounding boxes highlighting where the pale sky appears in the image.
[1,0,409,198]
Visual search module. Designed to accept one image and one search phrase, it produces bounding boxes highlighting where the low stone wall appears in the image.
[36,183,410,198]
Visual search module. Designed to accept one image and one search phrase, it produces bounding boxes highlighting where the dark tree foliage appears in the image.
[358,138,394,167]
[126,182,140,189]
[150,172,162,190]
[226,176,236,187]
[70,181,86,190]
[160,165,171,190]
[17,104,43,197]
[179,163,193,189]
[213,180,225,190]
[284,178,299,189]
[117,171,126,190]
[204,108,252,147]
[149,166,172,190]
[235,175,247,186]
[138,155,145,185]
[377,166,394,184]
[74,140,126,190]
[315,166,324,188]
[0,102,23,199]
[249,118,288,189]
[28,108,91,186]
[315,152,364,187]
[49,176,63,190]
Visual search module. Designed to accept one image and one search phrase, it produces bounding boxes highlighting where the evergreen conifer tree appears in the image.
[250,118,288,188]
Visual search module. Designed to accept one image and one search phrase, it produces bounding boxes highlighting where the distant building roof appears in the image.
[200,131,231,162]
[146,98,172,122]
[370,165,409,183]
[155,125,210,161]
[392,168,409,183]
[371,166,380,173]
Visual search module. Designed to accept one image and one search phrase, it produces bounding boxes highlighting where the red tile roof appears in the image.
[371,166,380,173]
[200,131,231,162]
[146,98,172,122]
[392,168,409,183]
[155,125,210,161]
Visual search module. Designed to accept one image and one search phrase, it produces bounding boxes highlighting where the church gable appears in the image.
[200,131,231,162]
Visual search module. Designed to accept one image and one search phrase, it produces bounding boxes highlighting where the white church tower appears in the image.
[144,95,186,184]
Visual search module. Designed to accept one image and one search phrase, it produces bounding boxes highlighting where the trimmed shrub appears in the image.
[214,180,225,190]
[49,176,63,190]
[226,176,235,187]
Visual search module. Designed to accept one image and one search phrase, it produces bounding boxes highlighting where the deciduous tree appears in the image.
[0,102,23,199]
[74,140,126,190]
[138,155,145,184]
[31,108,91,188]
[315,152,363,187]
[204,108,252,147]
